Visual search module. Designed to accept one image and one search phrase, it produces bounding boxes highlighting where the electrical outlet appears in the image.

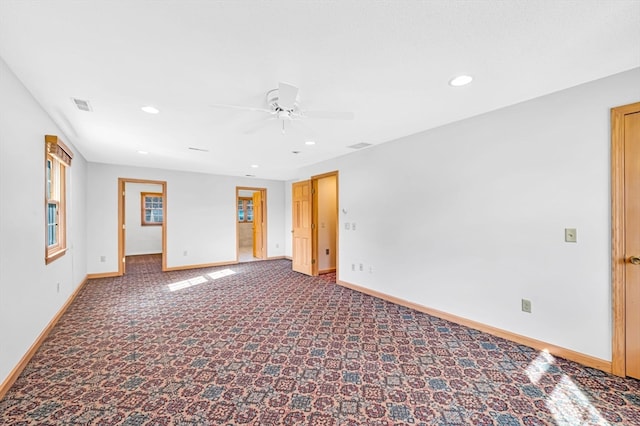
[521,299,532,313]
[325,248,330,255]
[345,222,350,230]
[359,263,363,271]
[352,222,356,231]
[100,256,106,262]
[565,228,577,243]
[351,263,355,271]
[183,250,188,256]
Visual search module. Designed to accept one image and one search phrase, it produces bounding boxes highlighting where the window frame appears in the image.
[45,135,72,264]
[141,192,164,226]
[237,197,254,223]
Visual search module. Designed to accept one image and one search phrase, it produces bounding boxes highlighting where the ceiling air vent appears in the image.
[347,142,372,149]
[188,147,210,152]
[72,98,92,112]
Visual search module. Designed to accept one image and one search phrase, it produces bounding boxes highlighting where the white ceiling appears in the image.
[1,1,638,180]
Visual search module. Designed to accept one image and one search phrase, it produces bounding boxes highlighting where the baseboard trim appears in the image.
[285,256,293,261]
[0,275,90,400]
[87,271,121,279]
[319,268,336,274]
[336,279,612,373]
[164,260,237,272]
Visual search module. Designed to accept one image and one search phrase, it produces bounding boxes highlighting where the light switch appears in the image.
[565,228,577,243]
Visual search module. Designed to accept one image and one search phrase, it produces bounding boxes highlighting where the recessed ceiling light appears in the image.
[305,141,316,145]
[449,75,473,87]
[251,164,259,168]
[137,150,148,155]
[141,105,160,114]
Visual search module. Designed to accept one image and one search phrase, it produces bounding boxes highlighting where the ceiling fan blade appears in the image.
[210,103,273,114]
[303,110,355,120]
[278,82,299,110]
[243,116,278,134]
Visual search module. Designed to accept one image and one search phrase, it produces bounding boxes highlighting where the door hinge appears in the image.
[311,223,316,230]
[311,188,316,195]
[122,224,126,230]
[312,259,316,264]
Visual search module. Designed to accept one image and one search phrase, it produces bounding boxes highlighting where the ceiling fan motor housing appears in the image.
[266,88,299,114]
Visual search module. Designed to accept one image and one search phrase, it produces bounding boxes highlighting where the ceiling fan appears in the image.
[211,82,355,134]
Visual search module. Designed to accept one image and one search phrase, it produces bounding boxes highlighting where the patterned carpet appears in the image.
[1,255,639,425]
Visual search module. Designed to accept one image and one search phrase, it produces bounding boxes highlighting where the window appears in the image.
[238,197,253,222]
[45,135,72,264]
[141,192,163,225]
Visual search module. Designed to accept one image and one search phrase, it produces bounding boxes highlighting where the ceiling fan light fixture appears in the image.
[449,75,473,87]
[141,105,160,114]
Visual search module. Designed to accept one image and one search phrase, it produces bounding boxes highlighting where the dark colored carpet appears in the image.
[1,255,639,425]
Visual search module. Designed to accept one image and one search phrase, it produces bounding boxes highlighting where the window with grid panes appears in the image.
[45,135,73,264]
[141,192,163,225]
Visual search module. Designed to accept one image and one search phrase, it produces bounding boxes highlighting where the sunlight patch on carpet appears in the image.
[547,375,611,426]
[525,349,554,384]
[208,269,236,280]
[167,275,208,292]
[527,351,611,425]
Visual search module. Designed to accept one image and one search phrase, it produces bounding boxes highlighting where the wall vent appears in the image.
[72,98,92,112]
[347,142,372,149]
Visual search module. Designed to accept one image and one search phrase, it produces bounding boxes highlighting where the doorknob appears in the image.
[629,256,640,265]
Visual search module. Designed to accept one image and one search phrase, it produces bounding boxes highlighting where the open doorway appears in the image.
[313,172,338,275]
[236,186,267,263]
[118,178,167,275]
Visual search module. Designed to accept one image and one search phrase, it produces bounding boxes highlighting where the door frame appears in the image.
[236,186,267,261]
[118,178,167,275]
[611,101,640,376]
[311,171,339,277]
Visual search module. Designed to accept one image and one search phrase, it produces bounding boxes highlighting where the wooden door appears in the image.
[292,180,313,275]
[625,110,640,379]
[119,179,127,275]
[252,191,263,259]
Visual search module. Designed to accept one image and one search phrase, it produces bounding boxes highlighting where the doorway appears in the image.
[611,101,640,378]
[236,187,267,262]
[118,178,167,275]
[291,171,338,276]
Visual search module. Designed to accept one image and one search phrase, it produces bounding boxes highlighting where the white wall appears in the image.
[87,163,286,273]
[317,175,337,271]
[0,57,87,385]
[289,68,640,361]
[125,182,163,255]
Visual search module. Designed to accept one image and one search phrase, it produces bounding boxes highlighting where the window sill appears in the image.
[46,247,67,264]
